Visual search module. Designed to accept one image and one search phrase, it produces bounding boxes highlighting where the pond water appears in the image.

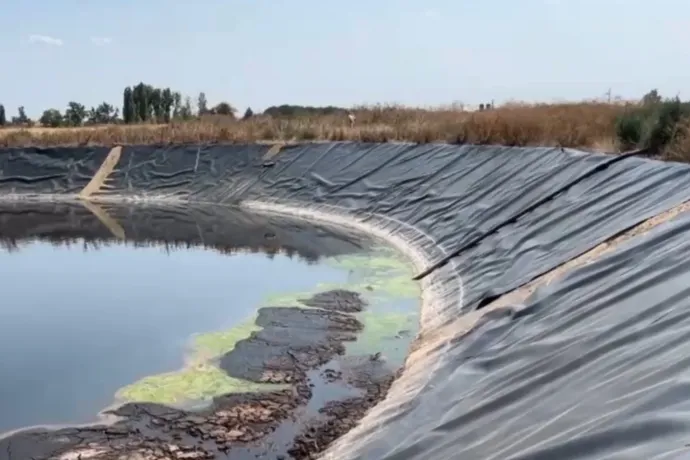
[0,203,422,440]
[0,242,351,433]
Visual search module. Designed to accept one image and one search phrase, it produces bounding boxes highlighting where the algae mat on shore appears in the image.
[325,247,420,364]
[115,245,420,407]
[116,320,280,405]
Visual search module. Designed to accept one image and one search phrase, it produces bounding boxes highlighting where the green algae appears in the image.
[345,311,419,364]
[115,244,422,407]
[192,319,260,360]
[324,247,420,299]
[116,363,280,406]
[116,319,277,405]
[324,247,422,364]
[262,290,315,307]
[327,251,413,280]
[261,246,420,308]
[358,311,418,343]
[274,247,422,359]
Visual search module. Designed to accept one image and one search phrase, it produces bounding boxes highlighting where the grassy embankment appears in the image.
[2,99,690,160]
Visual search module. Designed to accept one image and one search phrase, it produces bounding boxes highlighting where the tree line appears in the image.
[0,83,351,128]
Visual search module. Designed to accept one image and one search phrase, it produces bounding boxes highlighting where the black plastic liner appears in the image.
[3,142,690,459]
[384,208,690,459]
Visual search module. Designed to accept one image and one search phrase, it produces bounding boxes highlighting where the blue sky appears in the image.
[1,0,688,118]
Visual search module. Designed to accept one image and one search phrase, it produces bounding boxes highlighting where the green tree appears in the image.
[12,106,30,125]
[642,89,662,106]
[123,87,135,123]
[197,92,208,115]
[180,96,193,120]
[85,108,97,125]
[212,102,236,117]
[262,104,348,117]
[172,92,182,119]
[124,83,186,122]
[86,102,118,125]
[105,103,120,123]
[132,82,149,122]
[0,104,5,126]
[145,84,155,120]
[39,109,63,127]
[150,87,163,122]
[242,107,254,120]
[161,88,173,122]
[64,101,86,126]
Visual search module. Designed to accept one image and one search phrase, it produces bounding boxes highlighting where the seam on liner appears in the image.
[240,199,463,460]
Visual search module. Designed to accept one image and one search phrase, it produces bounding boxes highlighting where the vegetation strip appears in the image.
[3,90,690,160]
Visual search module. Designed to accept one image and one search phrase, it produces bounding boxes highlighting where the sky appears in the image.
[1,0,689,118]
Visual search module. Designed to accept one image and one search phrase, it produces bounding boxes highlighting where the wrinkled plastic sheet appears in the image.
[3,143,690,459]
[388,208,690,460]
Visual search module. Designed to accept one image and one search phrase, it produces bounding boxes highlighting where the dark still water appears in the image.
[0,241,350,433]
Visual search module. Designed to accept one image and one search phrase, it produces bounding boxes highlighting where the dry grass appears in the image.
[0,102,627,150]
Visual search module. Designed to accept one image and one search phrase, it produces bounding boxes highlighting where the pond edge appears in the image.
[241,199,464,460]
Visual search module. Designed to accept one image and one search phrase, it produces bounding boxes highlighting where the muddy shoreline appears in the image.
[0,289,402,460]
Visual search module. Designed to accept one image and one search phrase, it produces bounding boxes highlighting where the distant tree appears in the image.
[144,84,155,121]
[197,92,208,115]
[262,104,348,117]
[642,89,662,106]
[180,96,193,120]
[149,87,163,122]
[121,84,199,122]
[172,92,182,119]
[39,108,63,127]
[0,104,5,126]
[131,85,141,122]
[86,102,118,125]
[132,82,149,122]
[125,83,184,123]
[12,106,30,125]
[242,107,254,120]
[64,101,87,126]
[123,87,135,123]
[212,102,236,117]
[161,88,173,123]
[85,108,97,125]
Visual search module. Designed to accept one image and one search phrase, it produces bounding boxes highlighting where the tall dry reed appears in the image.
[0,102,627,150]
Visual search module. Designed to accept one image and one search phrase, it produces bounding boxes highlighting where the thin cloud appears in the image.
[28,34,63,46]
[90,36,113,46]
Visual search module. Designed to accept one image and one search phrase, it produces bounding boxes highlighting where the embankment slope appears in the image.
[3,143,690,459]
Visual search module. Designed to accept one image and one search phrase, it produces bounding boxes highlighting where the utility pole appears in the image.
[605,88,612,103]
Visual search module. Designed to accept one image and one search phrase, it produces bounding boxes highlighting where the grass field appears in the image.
[2,101,690,160]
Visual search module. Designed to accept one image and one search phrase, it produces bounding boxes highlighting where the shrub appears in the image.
[614,96,690,152]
